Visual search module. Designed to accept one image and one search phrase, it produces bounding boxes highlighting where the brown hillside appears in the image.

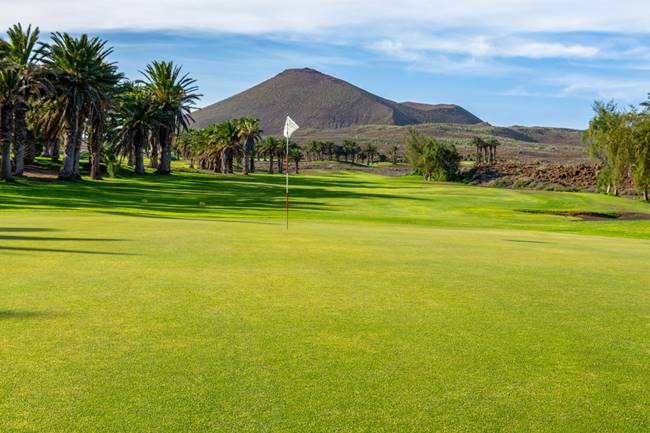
[292,123,587,163]
[400,102,483,124]
[191,68,483,133]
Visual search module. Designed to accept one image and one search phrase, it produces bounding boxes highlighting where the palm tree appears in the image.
[0,40,18,180]
[471,136,488,164]
[388,144,400,164]
[215,120,239,173]
[201,124,223,172]
[140,61,200,174]
[486,138,500,163]
[42,32,121,180]
[235,117,262,175]
[306,140,323,161]
[114,83,157,174]
[27,98,63,162]
[289,147,303,174]
[4,24,45,175]
[260,136,282,174]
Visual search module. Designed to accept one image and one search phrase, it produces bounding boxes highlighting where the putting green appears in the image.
[1,171,649,432]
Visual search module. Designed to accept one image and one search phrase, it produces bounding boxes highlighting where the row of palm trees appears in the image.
[0,23,200,180]
[176,123,308,175]
[175,118,261,175]
[303,140,389,164]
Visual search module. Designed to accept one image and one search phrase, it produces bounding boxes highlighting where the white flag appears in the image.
[284,116,299,138]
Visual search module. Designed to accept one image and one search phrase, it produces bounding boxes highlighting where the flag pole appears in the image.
[285,118,289,230]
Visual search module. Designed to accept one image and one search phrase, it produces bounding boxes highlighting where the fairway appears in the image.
[1,171,650,432]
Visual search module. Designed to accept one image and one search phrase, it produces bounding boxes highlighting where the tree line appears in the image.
[176,125,408,175]
[584,98,650,201]
[0,23,200,181]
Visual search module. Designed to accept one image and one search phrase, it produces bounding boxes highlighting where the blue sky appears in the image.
[4,0,650,128]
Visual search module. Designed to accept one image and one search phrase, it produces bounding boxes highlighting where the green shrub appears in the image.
[405,129,461,181]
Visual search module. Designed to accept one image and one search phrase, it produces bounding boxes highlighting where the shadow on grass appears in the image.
[0,227,58,233]
[0,172,429,218]
[0,235,126,241]
[102,212,281,225]
[0,310,63,320]
[503,239,552,244]
[0,246,135,255]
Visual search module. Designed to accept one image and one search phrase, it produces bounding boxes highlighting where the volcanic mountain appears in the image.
[191,68,483,134]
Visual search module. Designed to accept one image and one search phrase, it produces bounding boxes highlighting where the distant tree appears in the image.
[140,61,200,174]
[360,143,377,165]
[324,141,336,160]
[235,117,262,175]
[289,147,303,173]
[260,136,282,174]
[114,83,158,174]
[388,144,400,164]
[342,140,359,162]
[405,129,461,181]
[306,140,324,161]
[486,137,500,163]
[631,107,650,201]
[584,101,633,195]
[215,119,239,173]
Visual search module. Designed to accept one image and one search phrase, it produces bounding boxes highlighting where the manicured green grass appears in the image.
[1,171,649,432]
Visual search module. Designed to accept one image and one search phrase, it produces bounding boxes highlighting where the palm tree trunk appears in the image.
[25,128,35,164]
[277,152,283,174]
[268,152,274,174]
[90,144,102,180]
[228,151,234,174]
[135,145,145,175]
[221,149,228,173]
[128,148,135,166]
[51,137,60,162]
[59,110,79,180]
[0,102,14,180]
[137,130,147,174]
[12,103,27,176]
[73,131,82,179]
[90,122,103,180]
[159,128,172,174]
[250,155,255,173]
[295,161,299,174]
[243,149,250,175]
[149,130,159,169]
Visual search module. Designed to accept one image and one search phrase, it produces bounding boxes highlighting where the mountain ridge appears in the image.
[191,68,484,133]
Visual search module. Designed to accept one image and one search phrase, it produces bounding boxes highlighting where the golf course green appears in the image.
[1,171,649,432]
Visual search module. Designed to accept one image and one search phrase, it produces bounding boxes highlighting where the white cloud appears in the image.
[550,76,650,101]
[370,35,600,60]
[2,0,650,34]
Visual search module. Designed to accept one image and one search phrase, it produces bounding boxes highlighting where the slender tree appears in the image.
[42,32,121,180]
[215,119,239,173]
[4,24,45,174]
[140,61,200,174]
[235,117,262,175]
[0,40,18,180]
[289,147,303,173]
[114,83,158,175]
[261,136,282,174]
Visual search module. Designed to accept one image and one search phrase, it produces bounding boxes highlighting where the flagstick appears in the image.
[285,133,289,230]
